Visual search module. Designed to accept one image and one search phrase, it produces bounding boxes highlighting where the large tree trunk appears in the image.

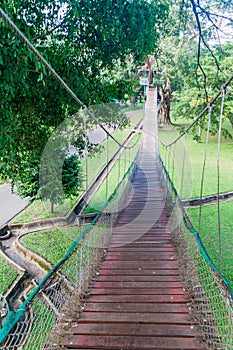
[158,77,172,125]
[130,95,136,107]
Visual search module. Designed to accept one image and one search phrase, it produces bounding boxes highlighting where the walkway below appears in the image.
[0,184,28,228]
[62,89,203,349]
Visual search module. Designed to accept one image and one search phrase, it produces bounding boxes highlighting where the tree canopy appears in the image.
[0,0,170,186]
[0,0,233,198]
[155,0,233,134]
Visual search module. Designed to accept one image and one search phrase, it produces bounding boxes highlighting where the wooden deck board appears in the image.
[65,335,200,349]
[68,323,198,337]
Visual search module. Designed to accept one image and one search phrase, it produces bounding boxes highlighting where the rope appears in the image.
[171,142,176,181]
[167,145,171,177]
[217,89,226,273]
[198,104,212,233]
[83,110,89,190]
[180,132,187,199]
[106,134,109,200]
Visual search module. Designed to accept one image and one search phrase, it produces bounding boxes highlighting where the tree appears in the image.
[158,77,172,125]
[154,0,233,133]
[15,153,82,214]
[0,0,170,189]
[164,40,233,138]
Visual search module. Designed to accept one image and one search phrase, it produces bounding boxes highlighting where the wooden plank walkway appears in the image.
[62,89,203,349]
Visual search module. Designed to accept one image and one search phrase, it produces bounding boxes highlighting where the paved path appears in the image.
[62,90,203,349]
[0,184,28,228]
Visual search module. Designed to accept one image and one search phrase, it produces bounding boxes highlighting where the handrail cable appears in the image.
[198,104,212,233]
[217,88,226,273]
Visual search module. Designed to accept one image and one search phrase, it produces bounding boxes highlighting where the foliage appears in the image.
[12,196,76,223]
[13,110,143,222]
[154,0,233,136]
[0,0,170,188]
[157,35,233,137]
[14,153,82,213]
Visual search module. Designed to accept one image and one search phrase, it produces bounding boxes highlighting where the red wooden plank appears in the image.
[111,238,171,245]
[70,323,198,337]
[107,247,175,252]
[112,231,171,237]
[113,227,170,232]
[136,236,172,240]
[109,244,175,249]
[78,311,194,324]
[98,268,180,276]
[110,236,172,241]
[110,234,170,240]
[101,260,179,269]
[84,302,189,313]
[86,294,187,304]
[110,239,172,244]
[105,252,176,260]
[96,275,182,282]
[89,287,185,295]
[92,281,183,289]
[64,335,201,349]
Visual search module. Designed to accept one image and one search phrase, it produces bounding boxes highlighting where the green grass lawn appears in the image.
[187,201,233,287]
[21,223,108,284]
[21,226,85,264]
[0,257,18,294]
[21,224,107,266]
[12,197,76,224]
[159,120,233,290]
[13,110,143,224]
[158,121,233,198]
[121,101,145,112]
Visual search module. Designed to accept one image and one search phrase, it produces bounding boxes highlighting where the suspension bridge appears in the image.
[59,89,202,350]
[0,7,233,350]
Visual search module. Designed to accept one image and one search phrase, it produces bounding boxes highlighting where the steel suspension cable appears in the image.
[198,105,212,233]
[83,110,88,191]
[217,89,226,273]
[167,145,171,176]
[180,133,187,199]
[106,133,109,200]
[171,142,176,182]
